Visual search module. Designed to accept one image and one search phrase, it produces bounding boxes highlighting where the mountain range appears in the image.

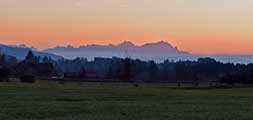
[44,41,253,64]
[0,41,252,64]
[44,41,190,61]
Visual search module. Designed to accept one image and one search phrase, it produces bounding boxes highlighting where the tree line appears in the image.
[1,51,253,85]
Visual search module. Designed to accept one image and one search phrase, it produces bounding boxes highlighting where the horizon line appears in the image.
[1,42,253,56]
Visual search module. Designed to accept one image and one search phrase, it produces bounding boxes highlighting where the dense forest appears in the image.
[1,50,253,85]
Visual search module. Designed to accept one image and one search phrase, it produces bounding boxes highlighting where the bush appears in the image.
[20,75,36,83]
[0,68,10,82]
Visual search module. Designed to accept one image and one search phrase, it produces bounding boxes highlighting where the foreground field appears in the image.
[0,82,253,120]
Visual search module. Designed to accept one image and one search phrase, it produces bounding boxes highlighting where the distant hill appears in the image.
[44,41,190,61]
[0,44,63,60]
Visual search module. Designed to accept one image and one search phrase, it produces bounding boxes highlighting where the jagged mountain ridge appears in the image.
[44,41,190,60]
[0,42,252,64]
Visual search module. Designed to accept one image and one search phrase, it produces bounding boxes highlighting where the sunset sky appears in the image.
[1,0,253,54]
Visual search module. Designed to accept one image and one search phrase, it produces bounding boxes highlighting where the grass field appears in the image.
[0,81,253,120]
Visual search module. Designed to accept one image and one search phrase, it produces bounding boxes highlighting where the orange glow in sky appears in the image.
[1,0,253,54]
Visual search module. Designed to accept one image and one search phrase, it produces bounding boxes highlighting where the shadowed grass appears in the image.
[0,81,253,120]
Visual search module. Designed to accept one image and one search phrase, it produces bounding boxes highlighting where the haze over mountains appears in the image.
[0,41,252,64]
[45,41,253,64]
[45,41,191,61]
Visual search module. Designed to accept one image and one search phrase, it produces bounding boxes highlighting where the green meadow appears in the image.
[0,81,253,120]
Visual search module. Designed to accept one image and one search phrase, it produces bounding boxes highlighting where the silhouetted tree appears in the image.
[148,60,158,81]
[107,65,113,79]
[42,56,49,63]
[80,67,86,78]
[193,73,200,87]
[123,58,131,81]
[25,50,36,63]
[175,62,184,87]
[0,68,10,82]
[35,56,41,63]
[0,54,6,65]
